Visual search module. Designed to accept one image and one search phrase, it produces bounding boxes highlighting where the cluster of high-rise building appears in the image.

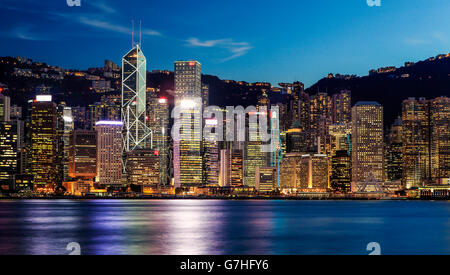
[0,45,448,198]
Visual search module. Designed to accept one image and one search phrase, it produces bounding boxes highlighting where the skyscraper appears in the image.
[203,118,220,185]
[125,149,160,186]
[31,95,57,191]
[299,154,329,191]
[146,91,170,186]
[0,122,18,191]
[330,150,352,193]
[96,121,123,187]
[401,98,431,188]
[174,61,203,187]
[351,102,384,186]
[69,130,97,180]
[0,94,11,122]
[332,90,352,124]
[386,118,403,181]
[430,97,450,182]
[230,149,244,187]
[122,44,151,153]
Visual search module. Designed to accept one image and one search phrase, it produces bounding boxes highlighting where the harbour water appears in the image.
[0,200,449,255]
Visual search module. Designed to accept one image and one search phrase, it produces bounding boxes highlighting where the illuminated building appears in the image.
[244,96,269,187]
[351,102,384,187]
[219,149,231,187]
[299,91,311,132]
[88,102,105,130]
[309,92,332,153]
[386,118,403,181]
[332,90,351,124]
[202,83,209,109]
[231,149,244,187]
[328,123,351,157]
[299,154,328,191]
[203,118,220,185]
[174,61,203,187]
[125,149,160,186]
[31,95,57,190]
[0,94,10,122]
[0,122,18,191]
[330,150,352,193]
[255,167,275,193]
[430,97,450,181]
[122,43,152,153]
[96,121,123,187]
[146,91,170,186]
[286,121,313,154]
[280,153,303,191]
[55,103,73,187]
[401,98,431,188]
[69,130,97,179]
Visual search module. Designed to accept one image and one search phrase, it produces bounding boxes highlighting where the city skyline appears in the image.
[1,0,450,87]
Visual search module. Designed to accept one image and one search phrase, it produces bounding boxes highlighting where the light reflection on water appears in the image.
[0,200,449,255]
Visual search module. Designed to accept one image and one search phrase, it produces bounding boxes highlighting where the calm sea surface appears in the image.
[0,200,449,255]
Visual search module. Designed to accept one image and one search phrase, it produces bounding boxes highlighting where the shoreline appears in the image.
[0,196,448,201]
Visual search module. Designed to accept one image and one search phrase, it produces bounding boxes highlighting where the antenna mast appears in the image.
[131,20,135,47]
[139,20,142,46]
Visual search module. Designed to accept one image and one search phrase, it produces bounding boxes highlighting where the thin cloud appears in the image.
[11,26,52,41]
[87,0,116,14]
[187,38,253,61]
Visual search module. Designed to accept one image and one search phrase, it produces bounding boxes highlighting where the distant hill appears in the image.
[306,54,450,126]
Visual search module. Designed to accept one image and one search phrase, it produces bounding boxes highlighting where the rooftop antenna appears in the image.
[139,20,142,46]
[131,19,135,47]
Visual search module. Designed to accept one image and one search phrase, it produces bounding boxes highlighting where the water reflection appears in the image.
[0,200,449,255]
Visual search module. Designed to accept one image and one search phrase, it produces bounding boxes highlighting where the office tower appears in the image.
[174,61,203,187]
[31,95,57,191]
[284,81,304,127]
[330,150,352,193]
[219,149,231,187]
[146,91,170,186]
[351,102,384,186]
[299,154,329,191]
[203,118,220,185]
[55,103,72,187]
[0,94,11,122]
[96,121,123,187]
[430,97,450,182]
[280,153,303,191]
[255,167,275,193]
[202,84,209,109]
[386,118,403,181]
[328,123,352,157]
[61,107,74,182]
[122,44,151,153]
[230,149,244,187]
[285,120,313,154]
[299,91,311,132]
[125,149,160,186]
[69,130,97,179]
[309,92,332,153]
[401,98,430,188]
[244,115,267,187]
[0,122,18,191]
[332,90,351,124]
[88,102,104,130]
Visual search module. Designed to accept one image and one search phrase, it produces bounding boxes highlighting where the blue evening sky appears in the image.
[1,0,449,87]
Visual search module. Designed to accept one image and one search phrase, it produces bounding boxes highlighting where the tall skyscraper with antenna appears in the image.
[121,21,152,169]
